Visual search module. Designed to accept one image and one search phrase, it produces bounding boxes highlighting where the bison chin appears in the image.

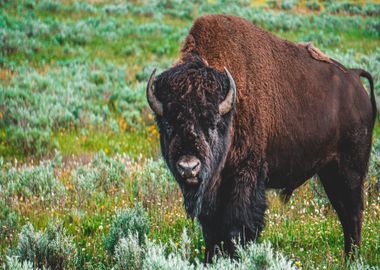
[181,172,218,218]
[182,186,203,218]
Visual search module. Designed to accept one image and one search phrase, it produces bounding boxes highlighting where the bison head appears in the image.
[146,59,236,218]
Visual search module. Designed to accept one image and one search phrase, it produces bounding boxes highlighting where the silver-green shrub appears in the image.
[72,152,129,205]
[72,165,98,204]
[301,30,341,47]
[13,221,76,270]
[142,236,297,270]
[113,233,144,270]
[37,0,63,13]
[347,260,380,270]
[143,240,195,270]
[105,203,150,255]
[3,256,33,270]
[233,242,296,270]
[110,228,377,270]
[133,158,176,199]
[111,227,297,270]
[325,2,380,17]
[0,196,18,245]
[0,155,65,201]
[92,151,128,190]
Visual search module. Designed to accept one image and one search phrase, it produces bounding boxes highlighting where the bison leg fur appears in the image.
[199,165,267,262]
[222,164,267,257]
[199,217,225,263]
[318,162,365,256]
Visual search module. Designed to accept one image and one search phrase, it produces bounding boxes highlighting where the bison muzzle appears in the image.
[146,14,377,261]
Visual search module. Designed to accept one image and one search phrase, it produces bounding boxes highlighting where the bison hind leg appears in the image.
[318,161,365,256]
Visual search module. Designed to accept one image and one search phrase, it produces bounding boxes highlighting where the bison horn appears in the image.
[219,67,236,115]
[146,68,163,116]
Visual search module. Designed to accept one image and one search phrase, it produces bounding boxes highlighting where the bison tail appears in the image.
[351,68,377,126]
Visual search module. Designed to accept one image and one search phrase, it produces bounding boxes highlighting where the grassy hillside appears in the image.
[1,0,379,269]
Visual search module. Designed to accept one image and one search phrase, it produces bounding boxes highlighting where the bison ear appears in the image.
[146,68,163,116]
[219,67,236,115]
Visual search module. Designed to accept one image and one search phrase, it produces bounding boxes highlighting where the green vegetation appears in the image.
[0,0,379,269]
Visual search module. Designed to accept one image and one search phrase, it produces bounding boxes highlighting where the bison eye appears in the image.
[166,126,173,135]
[162,120,173,136]
[200,118,216,133]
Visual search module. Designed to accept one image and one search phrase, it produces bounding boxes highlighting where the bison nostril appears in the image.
[176,156,201,177]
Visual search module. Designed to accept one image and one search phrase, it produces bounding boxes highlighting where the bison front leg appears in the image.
[199,216,225,263]
[199,163,268,262]
[222,164,267,257]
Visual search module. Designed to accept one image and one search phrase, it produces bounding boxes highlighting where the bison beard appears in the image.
[182,180,205,218]
[146,14,376,262]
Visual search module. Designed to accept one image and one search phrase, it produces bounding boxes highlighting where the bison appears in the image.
[146,14,376,261]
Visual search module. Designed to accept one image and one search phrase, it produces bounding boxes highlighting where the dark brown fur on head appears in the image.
[153,55,235,217]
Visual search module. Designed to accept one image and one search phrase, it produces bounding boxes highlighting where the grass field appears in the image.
[1,0,379,269]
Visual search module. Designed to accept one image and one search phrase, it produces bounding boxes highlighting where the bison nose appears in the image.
[176,156,201,178]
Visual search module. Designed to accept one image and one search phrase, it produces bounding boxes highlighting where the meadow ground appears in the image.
[0,0,379,269]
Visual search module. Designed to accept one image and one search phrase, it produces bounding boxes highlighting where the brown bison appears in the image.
[146,14,376,261]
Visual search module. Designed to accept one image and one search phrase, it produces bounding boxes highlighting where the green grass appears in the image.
[262,185,380,269]
[54,128,160,160]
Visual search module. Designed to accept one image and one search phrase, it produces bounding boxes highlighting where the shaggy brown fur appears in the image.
[147,14,376,261]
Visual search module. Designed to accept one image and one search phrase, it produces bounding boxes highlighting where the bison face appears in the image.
[146,60,236,217]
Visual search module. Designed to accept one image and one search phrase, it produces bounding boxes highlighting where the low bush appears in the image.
[0,197,18,246]
[111,225,299,270]
[133,158,176,200]
[113,233,144,270]
[325,2,380,17]
[73,151,127,191]
[104,203,150,255]
[12,221,76,270]
[3,256,33,270]
[0,154,65,201]
[306,1,321,11]
[142,237,298,270]
[301,31,341,47]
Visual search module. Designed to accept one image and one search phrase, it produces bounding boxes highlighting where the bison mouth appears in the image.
[177,161,217,218]
[184,177,199,186]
